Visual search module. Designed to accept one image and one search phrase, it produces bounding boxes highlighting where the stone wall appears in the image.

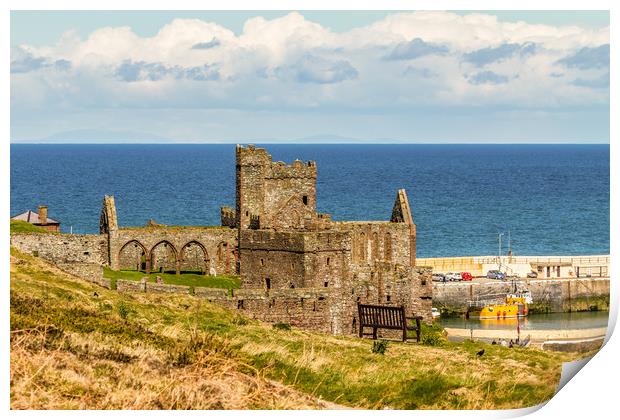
[56,262,104,284]
[334,221,411,267]
[10,233,108,266]
[433,277,610,314]
[116,279,147,293]
[239,229,350,289]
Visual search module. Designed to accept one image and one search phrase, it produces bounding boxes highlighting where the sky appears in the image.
[10,10,610,143]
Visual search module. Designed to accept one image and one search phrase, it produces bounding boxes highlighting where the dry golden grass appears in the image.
[10,325,340,409]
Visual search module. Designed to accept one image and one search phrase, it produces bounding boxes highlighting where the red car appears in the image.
[461,272,473,281]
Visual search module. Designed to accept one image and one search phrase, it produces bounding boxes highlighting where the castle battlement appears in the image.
[267,160,317,179]
[220,206,236,228]
[236,144,272,166]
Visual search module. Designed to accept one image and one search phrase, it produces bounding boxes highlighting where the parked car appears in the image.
[486,270,506,280]
[445,272,463,281]
[527,271,538,278]
[461,272,473,281]
[432,273,446,282]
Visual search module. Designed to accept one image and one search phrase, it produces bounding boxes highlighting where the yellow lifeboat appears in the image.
[466,290,531,319]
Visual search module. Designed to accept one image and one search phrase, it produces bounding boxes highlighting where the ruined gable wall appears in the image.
[268,193,315,230]
[100,195,118,234]
[328,220,432,322]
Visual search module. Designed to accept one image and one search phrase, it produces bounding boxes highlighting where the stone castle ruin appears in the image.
[11,145,432,335]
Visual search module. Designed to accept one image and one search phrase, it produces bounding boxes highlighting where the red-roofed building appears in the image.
[11,205,61,232]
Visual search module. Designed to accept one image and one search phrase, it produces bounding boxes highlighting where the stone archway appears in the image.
[180,241,209,274]
[150,240,179,275]
[118,240,148,272]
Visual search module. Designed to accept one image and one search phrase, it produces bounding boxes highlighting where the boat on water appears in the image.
[466,290,532,320]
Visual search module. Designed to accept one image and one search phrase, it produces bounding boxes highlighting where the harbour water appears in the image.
[438,311,609,331]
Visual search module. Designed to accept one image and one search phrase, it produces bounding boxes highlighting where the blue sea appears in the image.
[10,144,609,258]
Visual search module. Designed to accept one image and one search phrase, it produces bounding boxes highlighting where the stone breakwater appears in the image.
[433,277,610,315]
[444,327,607,352]
[444,327,607,342]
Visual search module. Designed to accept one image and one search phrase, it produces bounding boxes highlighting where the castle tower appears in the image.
[235,144,271,230]
[235,144,318,231]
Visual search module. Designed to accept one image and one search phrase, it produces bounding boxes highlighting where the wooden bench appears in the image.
[357,303,422,342]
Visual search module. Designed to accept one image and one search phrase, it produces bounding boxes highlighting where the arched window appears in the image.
[371,232,379,262]
[358,232,366,262]
[384,233,392,262]
[150,241,178,274]
[118,240,148,272]
[180,241,209,274]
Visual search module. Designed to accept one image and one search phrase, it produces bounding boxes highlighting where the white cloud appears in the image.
[11,11,610,117]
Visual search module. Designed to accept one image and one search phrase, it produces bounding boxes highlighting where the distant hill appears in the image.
[19,129,170,143]
[294,134,360,143]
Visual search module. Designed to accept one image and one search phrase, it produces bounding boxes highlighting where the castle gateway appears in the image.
[13,145,433,335]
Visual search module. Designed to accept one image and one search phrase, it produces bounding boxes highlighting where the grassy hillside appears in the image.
[10,220,49,234]
[10,248,584,410]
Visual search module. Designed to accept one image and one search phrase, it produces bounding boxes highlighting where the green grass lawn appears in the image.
[102,267,240,290]
[10,247,590,410]
[10,220,49,234]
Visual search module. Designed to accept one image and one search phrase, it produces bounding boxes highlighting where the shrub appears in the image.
[420,322,447,346]
[272,322,291,331]
[372,340,388,355]
[167,332,233,367]
[98,302,113,312]
[117,301,131,320]
[232,315,248,326]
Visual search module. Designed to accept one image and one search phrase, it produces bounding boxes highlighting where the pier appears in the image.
[418,255,609,279]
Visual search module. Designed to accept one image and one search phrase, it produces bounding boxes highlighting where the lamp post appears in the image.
[498,232,504,271]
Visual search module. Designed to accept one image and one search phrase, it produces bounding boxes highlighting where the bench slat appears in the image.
[357,302,421,342]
